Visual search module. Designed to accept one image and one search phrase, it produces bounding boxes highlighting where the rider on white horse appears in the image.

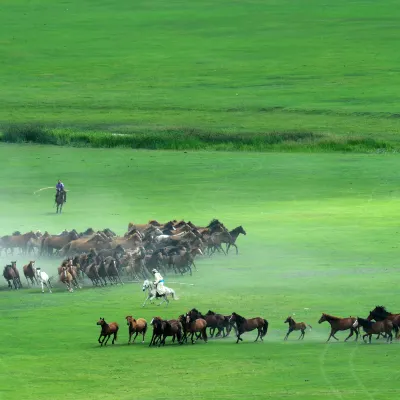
[152,269,165,296]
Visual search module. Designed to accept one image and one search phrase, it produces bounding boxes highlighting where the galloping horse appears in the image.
[353,317,394,344]
[142,279,178,307]
[318,313,359,342]
[34,267,52,293]
[229,312,268,344]
[23,261,38,286]
[125,316,147,344]
[3,265,19,289]
[367,306,400,339]
[59,266,74,292]
[284,316,312,341]
[96,318,119,346]
[55,190,65,214]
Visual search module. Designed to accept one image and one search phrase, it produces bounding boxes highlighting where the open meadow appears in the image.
[1,0,400,150]
[1,143,400,399]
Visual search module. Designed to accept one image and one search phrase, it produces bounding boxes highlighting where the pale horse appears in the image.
[142,279,178,307]
[34,267,53,293]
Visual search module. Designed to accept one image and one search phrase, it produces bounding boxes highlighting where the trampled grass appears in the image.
[1,143,400,399]
[1,0,400,150]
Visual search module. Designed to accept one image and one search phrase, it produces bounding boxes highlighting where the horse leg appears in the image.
[149,333,155,347]
[299,329,305,340]
[128,330,133,344]
[25,276,31,287]
[98,334,103,344]
[104,334,111,346]
[284,329,292,341]
[142,296,150,307]
[112,332,117,345]
[254,329,260,342]
[344,329,354,342]
[40,280,45,293]
[236,333,242,344]
[133,332,139,343]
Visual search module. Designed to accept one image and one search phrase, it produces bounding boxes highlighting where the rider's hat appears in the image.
[152,269,158,273]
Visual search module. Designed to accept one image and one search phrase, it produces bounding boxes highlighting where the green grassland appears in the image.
[1,143,400,399]
[1,0,400,150]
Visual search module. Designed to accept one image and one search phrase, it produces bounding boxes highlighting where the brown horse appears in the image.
[353,317,393,344]
[284,316,312,340]
[225,226,246,255]
[185,310,208,344]
[367,306,400,339]
[149,317,182,347]
[229,312,268,344]
[59,266,74,292]
[58,260,81,289]
[3,265,19,289]
[23,261,38,286]
[125,316,147,344]
[318,313,359,342]
[192,309,226,338]
[10,261,23,288]
[97,318,119,346]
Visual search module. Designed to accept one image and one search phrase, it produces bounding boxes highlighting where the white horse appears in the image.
[142,279,178,307]
[34,267,52,293]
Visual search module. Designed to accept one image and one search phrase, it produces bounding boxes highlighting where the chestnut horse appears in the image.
[229,312,268,344]
[23,261,38,286]
[59,266,74,292]
[353,317,393,344]
[185,310,208,344]
[284,316,312,340]
[125,316,147,344]
[96,318,119,346]
[318,313,359,342]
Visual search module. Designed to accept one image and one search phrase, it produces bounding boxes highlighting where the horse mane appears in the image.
[374,305,390,315]
[232,312,246,324]
[322,313,342,321]
[207,219,220,228]
[206,310,216,315]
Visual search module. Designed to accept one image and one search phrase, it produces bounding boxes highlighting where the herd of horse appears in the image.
[2,219,246,291]
[97,305,400,347]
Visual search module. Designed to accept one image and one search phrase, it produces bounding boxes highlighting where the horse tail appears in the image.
[307,324,312,332]
[172,289,179,301]
[262,319,269,338]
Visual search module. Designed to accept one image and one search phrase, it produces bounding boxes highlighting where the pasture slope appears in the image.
[1,0,400,150]
[1,143,400,399]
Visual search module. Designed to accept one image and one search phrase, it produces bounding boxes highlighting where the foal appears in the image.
[96,318,119,346]
[284,316,312,340]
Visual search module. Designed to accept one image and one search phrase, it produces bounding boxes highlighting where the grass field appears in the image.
[1,143,400,399]
[1,0,400,150]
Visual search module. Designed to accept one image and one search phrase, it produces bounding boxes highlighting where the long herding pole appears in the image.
[33,187,70,195]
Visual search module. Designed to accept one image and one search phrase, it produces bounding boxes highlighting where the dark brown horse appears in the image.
[318,313,359,342]
[284,316,312,340]
[367,306,400,339]
[97,318,119,346]
[229,312,268,343]
[55,190,65,214]
[149,317,182,347]
[125,316,147,344]
[192,309,226,338]
[3,265,19,289]
[226,226,246,254]
[23,261,38,286]
[353,317,393,344]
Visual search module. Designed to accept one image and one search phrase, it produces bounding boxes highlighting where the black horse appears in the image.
[55,190,66,214]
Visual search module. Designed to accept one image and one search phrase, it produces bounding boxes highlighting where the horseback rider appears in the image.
[55,179,67,203]
[152,269,166,296]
